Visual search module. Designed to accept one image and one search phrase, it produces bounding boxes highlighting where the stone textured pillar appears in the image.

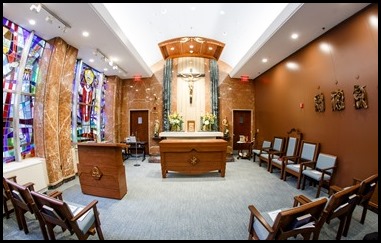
[36,37,78,186]
[104,76,123,143]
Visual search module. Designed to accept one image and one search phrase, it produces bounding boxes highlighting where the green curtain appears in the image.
[209,59,219,131]
[162,58,173,131]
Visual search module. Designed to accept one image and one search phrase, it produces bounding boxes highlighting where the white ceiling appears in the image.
[3,3,370,80]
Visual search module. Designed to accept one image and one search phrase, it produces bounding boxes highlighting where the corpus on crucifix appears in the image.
[177,68,205,104]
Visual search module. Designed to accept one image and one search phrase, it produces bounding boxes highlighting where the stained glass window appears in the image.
[75,62,103,142]
[3,17,45,163]
[100,77,107,141]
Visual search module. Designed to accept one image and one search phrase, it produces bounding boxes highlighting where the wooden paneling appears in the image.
[158,36,225,60]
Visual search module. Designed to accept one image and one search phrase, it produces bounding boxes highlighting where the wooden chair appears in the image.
[248,196,327,240]
[4,177,62,240]
[282,140,320,188]
[269,129,302,178]
[330,173,378,224]
[252,140,271,162]
[300,153,337,198]
[30,190,104,240]
[258,136,285,170]
[294,184,360,240]
[3,175,18,218]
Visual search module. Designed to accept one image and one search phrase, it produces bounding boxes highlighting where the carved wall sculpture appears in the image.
[314,93,325,112]
[331,89,345,111]
[353,84,368,109]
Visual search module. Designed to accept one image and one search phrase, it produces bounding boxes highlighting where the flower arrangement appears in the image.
[168,111,183,131]
[201,112,216,131]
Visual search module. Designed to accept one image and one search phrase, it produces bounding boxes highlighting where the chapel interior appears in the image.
[2,3,378,240]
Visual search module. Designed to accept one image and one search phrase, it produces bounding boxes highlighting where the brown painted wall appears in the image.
[254,4,378,204]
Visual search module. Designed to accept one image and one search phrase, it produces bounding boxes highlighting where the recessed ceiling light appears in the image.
[29,19,36,25]
[291,33,299,39]
[190,6,196,11]
[89,59,94,63]
[104,68,108,71]
[220,10,225,15]
[262,58,268,63]
[170,47,175,51]
[189,45,194,49]
[82,31,89,37]
[208,47,213,50]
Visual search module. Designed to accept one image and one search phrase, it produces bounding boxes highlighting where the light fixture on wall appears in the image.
[94,49,128,77]
[29,3,71,33]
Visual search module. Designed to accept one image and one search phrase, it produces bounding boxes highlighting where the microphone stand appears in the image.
[134,131,140,167]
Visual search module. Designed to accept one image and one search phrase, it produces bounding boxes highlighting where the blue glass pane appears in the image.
[3,17,43,162]
[3,17,30,163]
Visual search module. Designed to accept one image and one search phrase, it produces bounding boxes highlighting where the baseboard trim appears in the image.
[47,175,76,190]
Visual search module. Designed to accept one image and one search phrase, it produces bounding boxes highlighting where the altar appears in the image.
[159,131,223,139]
[159,139,227,178]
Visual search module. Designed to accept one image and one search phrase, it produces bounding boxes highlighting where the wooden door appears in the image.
[130,110,148,154]
[233,110,252,150]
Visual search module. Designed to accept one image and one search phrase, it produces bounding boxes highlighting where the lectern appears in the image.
[77,142,128,199]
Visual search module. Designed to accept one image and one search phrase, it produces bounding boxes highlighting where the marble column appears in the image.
[36,37,78,186]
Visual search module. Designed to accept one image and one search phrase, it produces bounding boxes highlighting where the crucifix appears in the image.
[177,68,205,104]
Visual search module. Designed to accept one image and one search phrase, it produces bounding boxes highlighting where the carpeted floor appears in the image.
[3,156,378,240]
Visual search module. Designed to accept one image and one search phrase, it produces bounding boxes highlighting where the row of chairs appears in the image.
[253,129,335,198]
[248,174,378,240]
[3,176,104,240]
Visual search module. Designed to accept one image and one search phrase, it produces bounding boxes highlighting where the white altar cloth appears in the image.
[159,131,223,139]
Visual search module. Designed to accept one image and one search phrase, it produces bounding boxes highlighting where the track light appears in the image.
[94,49,127,77]
[30,3,42,13]
[29,3,71,33]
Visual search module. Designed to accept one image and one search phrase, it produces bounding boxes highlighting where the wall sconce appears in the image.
[240,75,249,82]
[30,3,71,33]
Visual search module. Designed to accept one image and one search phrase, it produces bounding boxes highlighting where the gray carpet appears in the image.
[3,157,378,240]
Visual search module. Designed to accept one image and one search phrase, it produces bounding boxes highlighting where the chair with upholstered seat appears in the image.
[4,177,62,240]
[300,153,338,198]
[269,136,299,178]
[330,173,378,225]
[248,196,327,240]
[354,174,378,224]
[3,175,18,219]
[294,184,360,240]
[258,136,285,170]
[30,190,104,240]
[269,129,302,178]
[282,141,320,188]
[252,140,271,162]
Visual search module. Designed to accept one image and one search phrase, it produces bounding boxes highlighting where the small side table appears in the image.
[126,141,147,161]
[236,141,253,160]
